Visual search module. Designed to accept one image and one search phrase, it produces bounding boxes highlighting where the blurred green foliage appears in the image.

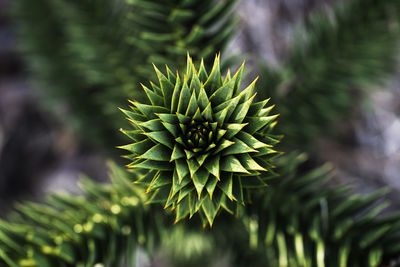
[13,0,237,147]
[258,0,400,149]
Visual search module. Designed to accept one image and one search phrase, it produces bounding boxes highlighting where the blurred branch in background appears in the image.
[12,0,238,149]
[257,0,400,150]
[249,0,400,205]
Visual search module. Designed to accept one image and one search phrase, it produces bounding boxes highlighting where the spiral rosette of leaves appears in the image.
[120,54,280,226]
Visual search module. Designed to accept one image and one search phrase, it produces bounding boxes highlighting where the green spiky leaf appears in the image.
[121,54,279,225]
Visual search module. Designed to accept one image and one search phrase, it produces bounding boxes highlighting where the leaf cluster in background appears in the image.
[0,162,174,267]
[13,0,238,147]
[245,153,400,267]
[258,0,400,149]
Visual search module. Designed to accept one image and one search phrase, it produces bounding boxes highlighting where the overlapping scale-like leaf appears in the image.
[121,53,280,226]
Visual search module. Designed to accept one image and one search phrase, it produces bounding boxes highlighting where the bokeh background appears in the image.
[1,1,400,265]
[1,0,399,207]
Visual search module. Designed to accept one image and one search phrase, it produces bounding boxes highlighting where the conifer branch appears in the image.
[231,153,400,266]
[259,0,400,148]
[0,162,163,267]
[12,0,238,145]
